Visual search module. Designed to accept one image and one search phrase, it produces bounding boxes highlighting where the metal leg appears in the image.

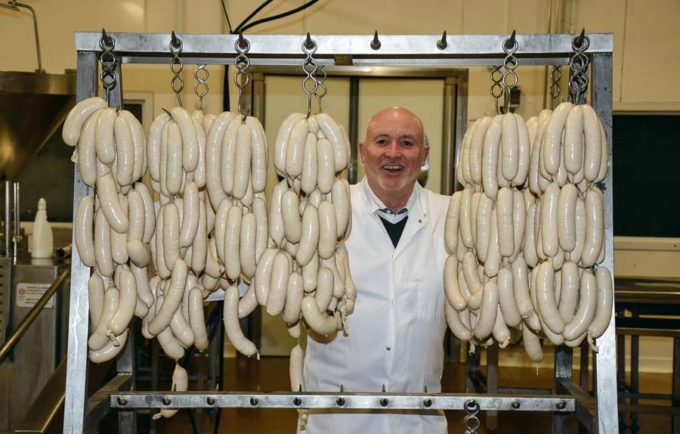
[672,337,680,434]
[486,345,498,432]
[63,51,97,434]
[630,334,639,433]
[591,51,619,434]
[117,333,136,434]
[553,346,572,434]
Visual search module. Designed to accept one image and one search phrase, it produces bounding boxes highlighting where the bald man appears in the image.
[302,107,449,434]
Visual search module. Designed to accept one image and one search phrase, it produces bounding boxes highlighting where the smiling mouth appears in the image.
[382,164,404,172]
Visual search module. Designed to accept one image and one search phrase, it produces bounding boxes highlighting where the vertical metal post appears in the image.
[486,345,498,432]
[12,183,19,258]
[4,181,10,256]
[672,337,680,434]
[347,77,359,184]
[441,77,456,195]
[251,72,265,120]
[63,51,98,434]
[553,346,573,433]
[591,51,619,434]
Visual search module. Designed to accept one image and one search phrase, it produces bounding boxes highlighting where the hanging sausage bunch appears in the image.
[65,96,154,363]
[444,102,613,361]
[268,112,355,341]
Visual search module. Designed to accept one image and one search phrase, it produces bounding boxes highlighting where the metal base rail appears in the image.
[64,31,618,434]
[110,391,575,412]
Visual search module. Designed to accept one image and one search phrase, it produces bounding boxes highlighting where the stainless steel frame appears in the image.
[64,32,617,434]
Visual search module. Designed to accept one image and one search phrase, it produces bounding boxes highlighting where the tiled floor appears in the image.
[141,356,674,434]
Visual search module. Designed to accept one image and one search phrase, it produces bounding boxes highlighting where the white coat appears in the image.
[302,178,450,434]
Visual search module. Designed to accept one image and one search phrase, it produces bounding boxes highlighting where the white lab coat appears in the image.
[303,178,449,434]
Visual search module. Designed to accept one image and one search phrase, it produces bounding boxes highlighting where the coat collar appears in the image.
[357,177,429,255]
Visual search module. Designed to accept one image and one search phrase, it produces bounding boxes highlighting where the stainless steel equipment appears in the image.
[0,257,68,431]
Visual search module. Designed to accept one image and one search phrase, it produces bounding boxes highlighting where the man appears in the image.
[303,107,450,434]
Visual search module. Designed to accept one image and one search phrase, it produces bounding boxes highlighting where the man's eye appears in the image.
[376,139,388,145]
[402,141,414,147]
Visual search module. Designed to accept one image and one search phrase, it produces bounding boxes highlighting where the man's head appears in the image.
[359,107,429,210]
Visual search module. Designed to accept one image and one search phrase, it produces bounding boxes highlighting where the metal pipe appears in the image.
[13,181,20,258]
[8,1,44,72]
[348,77,359,184]
[0,269,69,364]
[4,181,10,256]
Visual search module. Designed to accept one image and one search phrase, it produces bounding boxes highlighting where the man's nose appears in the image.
[385,141,400,156]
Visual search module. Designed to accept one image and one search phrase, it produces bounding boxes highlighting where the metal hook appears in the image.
[170,30,182,49]
[575,28,586,47]
[237,31,248,50]
[504,30,517,50]
[304,32,315,50]
[370,31,381,50]
[437,31,448,50]
[101,28,113,47]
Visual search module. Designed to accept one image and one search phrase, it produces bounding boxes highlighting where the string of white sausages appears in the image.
[271,112,356,430]
[444,103,613,362]
[66,98,357,422]
[65,96,153,365]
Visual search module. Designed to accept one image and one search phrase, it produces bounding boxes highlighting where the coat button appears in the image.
[386,347,391,351]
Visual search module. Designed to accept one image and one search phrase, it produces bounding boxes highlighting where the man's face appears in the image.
[359,108,429,202]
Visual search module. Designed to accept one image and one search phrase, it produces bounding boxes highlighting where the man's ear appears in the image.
[358,141,366,164]
[421,144,430,165]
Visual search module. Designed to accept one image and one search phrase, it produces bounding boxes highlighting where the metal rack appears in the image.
[63,32,617,434]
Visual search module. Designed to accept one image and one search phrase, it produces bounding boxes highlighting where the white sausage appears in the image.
[582,104,602,182]
[63,96,107,147]
[501,113,519,181]
[317,201,337,259]
[541,182,560,257]
[475,194,493,263]
[224,204,243,281]
[274,113,305,176]
[557,183,578,252]
[542,101,573,176]
[281,190,302,244]
[171,106,199,172]
[498,264,521,327]
[166,122,183,195]
[468,116,492,184]
[481,115,502,199]
[77,108,100,186]
[224,285,257,357]
[282,272,304,324]
[331,178,351,240]
[473,281,498,340]
[301,132,318,194]
[96,173,128,233]
[512,113,530,187]
[444,191,461,255]
[536,260,564,334]
[316,113,348,172]
[496,187,514,257]
[240,212,257,279]
[558,261,580,324]
[75,194,96,267]
[148,259,188,335]
[267,252,290,316]
[582,187,604,267]
[563,269,597,341]
[316,138,335,194]
[232,123,252,199]
[286,118,308,178]
[589,266,613,339]
[563,105,584,174]
[163,203,181,271]
[147,112,171,182]
[246,116,268,193]
[93,208,114,277]
[205,112,234,209]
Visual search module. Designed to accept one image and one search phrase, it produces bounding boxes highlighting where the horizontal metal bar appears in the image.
[619,403,680,416]
[76,33,612,61]
[110,392,574,412]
